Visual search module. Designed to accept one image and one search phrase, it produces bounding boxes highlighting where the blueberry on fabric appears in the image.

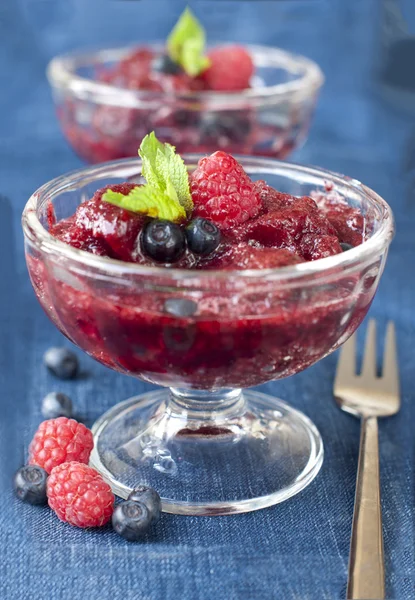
[112,500,153,541]
[41,392,73,419]
[128,485,162,523]
[14,465,48,505]
[43,347,79,379]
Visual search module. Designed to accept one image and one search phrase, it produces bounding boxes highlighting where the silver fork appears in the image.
[334,319,400,600]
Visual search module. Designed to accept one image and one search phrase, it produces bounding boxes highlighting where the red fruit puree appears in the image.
[27,154,377,390]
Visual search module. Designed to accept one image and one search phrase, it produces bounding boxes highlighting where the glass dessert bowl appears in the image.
[22,156,394,515]
[47,44,323,164]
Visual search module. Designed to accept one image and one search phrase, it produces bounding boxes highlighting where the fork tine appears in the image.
[382,321,399,394]
[361,319,377,377]
[334,329,357,390]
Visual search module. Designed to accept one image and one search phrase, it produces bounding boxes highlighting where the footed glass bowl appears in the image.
[47,44,324,163]
[22,156,394,515]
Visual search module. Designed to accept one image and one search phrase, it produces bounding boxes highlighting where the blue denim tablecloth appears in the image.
[0,1,414,599]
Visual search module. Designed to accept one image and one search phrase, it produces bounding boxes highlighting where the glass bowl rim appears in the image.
[46,43,325,107]
[22,155,395,284]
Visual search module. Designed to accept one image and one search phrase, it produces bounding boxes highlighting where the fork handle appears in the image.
[347,416,385,600]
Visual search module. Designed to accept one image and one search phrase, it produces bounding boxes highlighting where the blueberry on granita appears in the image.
[186,217,221,255]
[199,111,252,144]
[142,220,186,263]
[152,54,182,75]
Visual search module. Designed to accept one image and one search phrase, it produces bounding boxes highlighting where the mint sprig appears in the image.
[167,7,210,77]
[139,132,193,214]
[102,132,192,222]
[103,186,186,222]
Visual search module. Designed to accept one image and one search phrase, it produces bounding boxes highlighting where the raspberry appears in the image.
[190,151,262,230]
[47,462,114,528]
[202,46,254,91]
[28,417,94,474]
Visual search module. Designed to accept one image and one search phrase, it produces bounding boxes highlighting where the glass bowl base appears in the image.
[89,389,323,516]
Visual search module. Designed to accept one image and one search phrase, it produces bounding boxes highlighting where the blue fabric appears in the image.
[1,1,414,599]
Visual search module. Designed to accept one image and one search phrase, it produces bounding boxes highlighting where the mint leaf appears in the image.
[102,132,192,222]
[167,7,210,77]
[102,186,186,222]
[139,132,193,214]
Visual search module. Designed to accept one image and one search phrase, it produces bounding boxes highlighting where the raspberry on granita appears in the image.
[47,462,114,528]
[202,46,254,91]
[190,151,262,230]
[28,417,94,474]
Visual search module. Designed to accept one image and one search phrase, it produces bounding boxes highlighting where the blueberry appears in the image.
[141,220,186,263]
[340,242,354,252]
[43,347,79,379]
[128,485,162,523]
[152,54,182,75]
[14,465,48,505]
[186,218,221,256]
[199,111,252,143]
[174,109,198,127]
[164,298,198,317]
[41,392,73,419]
[112,500,153,541]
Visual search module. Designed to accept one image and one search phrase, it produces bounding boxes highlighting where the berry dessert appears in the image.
[52,8,322,163]
[24,133,379,390]
[47,134,363,267]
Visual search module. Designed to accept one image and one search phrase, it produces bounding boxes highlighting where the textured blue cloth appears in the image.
[1,1,414,599]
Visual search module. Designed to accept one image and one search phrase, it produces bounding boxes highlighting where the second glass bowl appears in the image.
[47,44,324,164]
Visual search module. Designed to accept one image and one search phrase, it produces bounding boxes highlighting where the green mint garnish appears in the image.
[139,132,193,215]
[102,132,192,222]
[102,186,186,222]
[167,7,210,77]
